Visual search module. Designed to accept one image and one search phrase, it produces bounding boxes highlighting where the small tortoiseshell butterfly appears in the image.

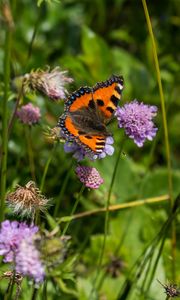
[58,75,124,154]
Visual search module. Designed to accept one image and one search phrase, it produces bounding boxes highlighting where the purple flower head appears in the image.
[25,67,73,100]
[115,100,158,147]
[17,103,41,125]
[63,136,114,161]
[75,165,104,189]
[15,236,45,284]
[0,220,38,262]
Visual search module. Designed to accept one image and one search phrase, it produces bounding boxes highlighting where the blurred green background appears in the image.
[0,0,180,299]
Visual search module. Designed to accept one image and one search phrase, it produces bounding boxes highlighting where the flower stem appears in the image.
[31,287,38,300]
[62,185,85,236]
[90,138,126,295]
[25,126,36,182]
[40,143,57,192]
[141,0,176,281]
[53,160,73,217]
[8,83,24,136]
[0,19,12,222]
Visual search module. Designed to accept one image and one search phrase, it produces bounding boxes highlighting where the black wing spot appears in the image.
[78,130,86,135]
[110,95,119,107]
[96,141,105,146]
[88,99,96,109]
[106,107,114,113]
[85,135,92,139]
[97,99,104,106]
[97,137,105,141]
[115,85,121,94]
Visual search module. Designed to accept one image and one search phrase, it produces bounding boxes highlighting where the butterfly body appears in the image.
[58,75,124,154]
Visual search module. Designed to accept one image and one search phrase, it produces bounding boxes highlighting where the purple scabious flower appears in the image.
[115,100,158,147]
[0,220,38,262]
[64,136,114,161]
[75,165,104,189]
[15,236,45,284]
[17,103,41,125]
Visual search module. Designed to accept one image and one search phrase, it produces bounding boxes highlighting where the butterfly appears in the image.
[58,75,124,154]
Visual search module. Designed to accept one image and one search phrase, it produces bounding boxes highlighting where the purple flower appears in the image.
[64,142,86,161]
[115,100,158,147]
[75,165,104,189]
[15,236,45,284]
[64,136,114,161]
[17,103,41,125]
[0,220,38,262]
[24,67,73,100]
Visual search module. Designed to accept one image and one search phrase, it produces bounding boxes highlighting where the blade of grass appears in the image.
[141,0,176,281]
[0,9,13,222]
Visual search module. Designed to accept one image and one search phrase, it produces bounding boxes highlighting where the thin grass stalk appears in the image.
[141,0,176,280]
[8,7,41,136]
[145,232,167,293]
[8,83,24,136]
[31,287,38,300]
[62,185,85,236]
[144,197,180,292]
[90,138,125,296]
[117,196,180,299]
[42,279,47,300]
[53,160,73,217]
[25,126,36,181]
[0,18,13,222]
[59,194,168,222]
[40,143,57,192]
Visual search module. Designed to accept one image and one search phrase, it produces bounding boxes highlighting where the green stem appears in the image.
[62,185,85,236]
[141,0,176,281]
[40,143,57,192]
[90,138,126,295]
[0,20,12,222]
[31,287,38,300]
[42,280,47,300]
[25,126,36,182]
[53,160,73,217]
[8,83,24,136]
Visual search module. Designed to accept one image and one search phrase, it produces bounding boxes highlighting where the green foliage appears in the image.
[0,0,179,299]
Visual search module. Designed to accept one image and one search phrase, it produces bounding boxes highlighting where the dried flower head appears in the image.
[16,103,41,125]
[44,126,62,143]
[158,280,180,298]
[75,165,104,189]
[0,271,23,299]
[24,67,73,100]
[106,256,125,278]
[1,1,14,30]
[0,271,23,284]
[0,220,38,262]
[7,181,49,217]
[115,100,158,147]
[15,236,45,285]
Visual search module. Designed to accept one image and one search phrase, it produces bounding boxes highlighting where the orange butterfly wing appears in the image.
[92,75,124,120]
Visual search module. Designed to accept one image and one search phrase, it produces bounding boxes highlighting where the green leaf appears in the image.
[140,168,180,199]
[81,26,111,80]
